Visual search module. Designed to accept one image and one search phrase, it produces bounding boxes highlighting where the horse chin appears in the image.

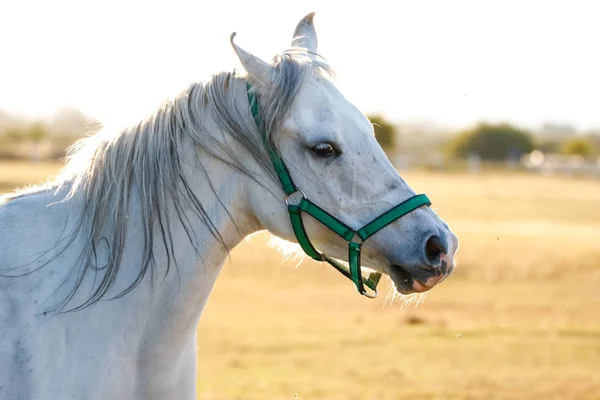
[389,264,442,294]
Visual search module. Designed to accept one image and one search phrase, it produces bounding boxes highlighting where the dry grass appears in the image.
[0,160,63,194]
[2,162,599,400]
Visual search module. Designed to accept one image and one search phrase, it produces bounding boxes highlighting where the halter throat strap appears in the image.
[246,83,431,298]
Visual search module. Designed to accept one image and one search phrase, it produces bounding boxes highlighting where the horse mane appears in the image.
[6,49,333,312]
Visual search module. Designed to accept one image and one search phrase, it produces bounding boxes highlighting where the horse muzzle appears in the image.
[390,252,456,294]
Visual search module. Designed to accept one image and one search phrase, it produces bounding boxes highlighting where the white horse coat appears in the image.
[0,14,458,399]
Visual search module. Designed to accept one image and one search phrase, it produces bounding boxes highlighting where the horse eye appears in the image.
[311,143,338,158]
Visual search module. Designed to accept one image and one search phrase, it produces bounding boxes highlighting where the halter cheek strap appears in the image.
[247,83,431,298]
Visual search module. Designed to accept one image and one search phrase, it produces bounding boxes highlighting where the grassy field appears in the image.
[2,160,600,400]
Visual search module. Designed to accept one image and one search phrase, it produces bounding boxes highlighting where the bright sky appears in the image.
[1,0,599,130]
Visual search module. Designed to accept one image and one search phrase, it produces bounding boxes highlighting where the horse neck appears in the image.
[52,130,262,367]
[128,138,261,343]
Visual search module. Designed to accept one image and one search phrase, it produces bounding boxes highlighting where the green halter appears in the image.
[247,83,431,298]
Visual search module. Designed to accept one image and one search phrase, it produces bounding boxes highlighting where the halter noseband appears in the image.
[247,83,431,298]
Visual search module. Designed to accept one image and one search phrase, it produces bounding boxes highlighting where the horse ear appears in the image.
[291,12,318,59]
[230,33,272,86]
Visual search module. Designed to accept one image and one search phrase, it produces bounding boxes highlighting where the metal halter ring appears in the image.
[361,286,378,299]
[284,188,307,207]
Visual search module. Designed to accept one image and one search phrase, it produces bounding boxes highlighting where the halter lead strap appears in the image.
[247,83,431,298]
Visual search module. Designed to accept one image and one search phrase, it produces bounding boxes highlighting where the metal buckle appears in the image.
[362,271,382,299]
[284,188,307,207]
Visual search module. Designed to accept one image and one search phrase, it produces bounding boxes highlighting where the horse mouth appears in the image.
[389,264,445,294]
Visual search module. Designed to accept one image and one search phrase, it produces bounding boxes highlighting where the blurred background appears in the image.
[1,1,599,399]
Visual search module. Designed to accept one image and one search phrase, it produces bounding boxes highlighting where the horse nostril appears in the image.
[425,235,447,265]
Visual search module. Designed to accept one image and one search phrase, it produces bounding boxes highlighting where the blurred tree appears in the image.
[2,123,47,143]
[367,114,396,152]
[27,122,47,142]
[535,138,560,153]
[448,123,534,161]
[4,127,25,143]
[586,134,600,153]
[560,137,595,157]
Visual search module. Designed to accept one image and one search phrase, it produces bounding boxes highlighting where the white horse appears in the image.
[0,13,458,400]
